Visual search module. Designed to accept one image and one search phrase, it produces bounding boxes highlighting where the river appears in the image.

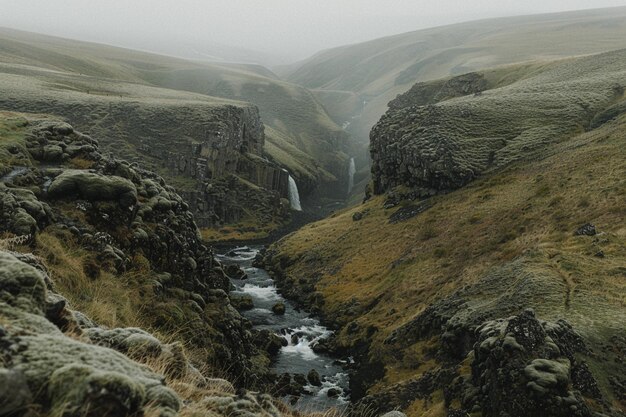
[217,246,349,411]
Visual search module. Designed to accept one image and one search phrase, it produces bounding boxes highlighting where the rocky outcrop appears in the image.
[0,94,292,229]
[0,250,306,417]
[388,72,487,111]
[0,118,280,387]
[462,310,598,417]
[370,50,626,195]
[0,251,181,417]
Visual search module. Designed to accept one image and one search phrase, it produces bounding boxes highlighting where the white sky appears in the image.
[2,1,626,63]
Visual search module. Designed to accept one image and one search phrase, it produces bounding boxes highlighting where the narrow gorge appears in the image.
[1,6,626,417]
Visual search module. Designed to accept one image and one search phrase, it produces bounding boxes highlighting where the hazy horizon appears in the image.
[3,1,626,66]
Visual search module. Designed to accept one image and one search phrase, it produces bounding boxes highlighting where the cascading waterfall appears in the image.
[288,175,302,211]
[347,157,356,194]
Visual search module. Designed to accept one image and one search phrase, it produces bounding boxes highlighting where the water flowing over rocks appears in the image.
[218,247,350,411]
[287,175,302,212]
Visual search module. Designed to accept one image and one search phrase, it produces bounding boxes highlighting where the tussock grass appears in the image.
[271,114,626,415]
[36,230,151,328]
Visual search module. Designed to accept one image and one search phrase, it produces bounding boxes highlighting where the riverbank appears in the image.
[217,246,351,411]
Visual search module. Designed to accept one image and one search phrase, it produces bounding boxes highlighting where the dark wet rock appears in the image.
[307,369,322,386]
[253,329,286,356]
[231,295,254,311]
[274,373,305,397]
[224,263,247,280]
[252,249,266,268]
[388,201,431,224]
[272,302,286,315]
[311,337,336,354]
[327,388,340,398]
[575,223,597,236]
[293,373,308,386]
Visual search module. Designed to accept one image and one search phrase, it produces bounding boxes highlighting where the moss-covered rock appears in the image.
[0,251,46,312]
[48,170,137,207]
[371,50,626,194]
[48,364,147,417]
[0,250,181,417]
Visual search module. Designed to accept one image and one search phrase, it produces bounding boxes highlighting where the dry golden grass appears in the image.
[68,157,96,170]
[271,115,626,415]
[35,230,152,328]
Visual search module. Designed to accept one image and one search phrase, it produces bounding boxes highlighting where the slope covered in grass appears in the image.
[286,7,626,144]
[266,61,626,416]
[0,27,353,198]
[371,50,626,194]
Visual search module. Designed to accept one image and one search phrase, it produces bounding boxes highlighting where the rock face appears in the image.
[0,94,291,229]
[464,310,596,417]
[0,118,279,388]
[133,105,292,227]
[370,50,626,195]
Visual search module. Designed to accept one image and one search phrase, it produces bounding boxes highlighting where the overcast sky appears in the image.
[2,0,626,64]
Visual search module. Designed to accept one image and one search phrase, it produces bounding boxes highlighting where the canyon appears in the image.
[1,6,626,417]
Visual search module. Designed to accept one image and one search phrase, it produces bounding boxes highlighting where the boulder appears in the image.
[272,302,286,315]
[327,388,340,398]
[307,369,322,386]
[231,295,254,311]
[224,264,247,280]
[48,170,137,207]
[574,223,597,236]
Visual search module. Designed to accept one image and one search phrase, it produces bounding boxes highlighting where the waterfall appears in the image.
[288,175,302,211]
[347,157,356,194]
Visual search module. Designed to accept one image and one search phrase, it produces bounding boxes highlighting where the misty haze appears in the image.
[0,2,625,417]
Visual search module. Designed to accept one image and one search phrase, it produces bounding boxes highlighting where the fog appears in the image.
[2,0,626,65]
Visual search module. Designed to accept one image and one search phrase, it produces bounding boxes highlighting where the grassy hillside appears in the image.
[267,56,626,416]
[370,50,626,194]
[286,7,626,144]
[0,27,352,198]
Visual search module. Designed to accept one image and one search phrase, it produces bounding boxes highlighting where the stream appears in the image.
[0,166,29,183]
[217,246,349,411]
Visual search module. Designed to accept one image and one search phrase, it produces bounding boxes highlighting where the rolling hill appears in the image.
[285,6,626,146]
[265,49,626,417]
[0,27,354,202]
